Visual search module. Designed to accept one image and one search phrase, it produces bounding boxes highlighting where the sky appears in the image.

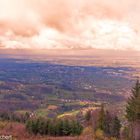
[0,0,140,50]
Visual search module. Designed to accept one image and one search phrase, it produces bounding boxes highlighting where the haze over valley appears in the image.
[0,49,139,112]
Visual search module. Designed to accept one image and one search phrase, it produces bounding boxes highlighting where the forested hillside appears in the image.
[0,80,139,140]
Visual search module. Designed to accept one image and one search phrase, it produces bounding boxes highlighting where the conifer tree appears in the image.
[48,120,55,136]
[97,104,106,131]
[63,119,70,136]
[26,120,33,134]
[110,116,121,138]
[38,118,46,135]
[104,111,111,135]
[76,121,83,135]
[126,80,140,121]
[126,80,140,140]
[70,120,83,136]
[85,110,91,122]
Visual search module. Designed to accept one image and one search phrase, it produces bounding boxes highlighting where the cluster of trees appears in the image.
[0,80,139,139]
[85,106,121,139]
[97,105,121,138]
[26,118,83,136]
[85,105,121,139]
[0,111,30,123]
[84,80,140,140]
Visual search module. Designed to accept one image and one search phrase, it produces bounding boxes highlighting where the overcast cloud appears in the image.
[0,0,140,50]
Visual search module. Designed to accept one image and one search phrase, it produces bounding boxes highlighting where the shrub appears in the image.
[82,126,94,137]
[95,129,104,140]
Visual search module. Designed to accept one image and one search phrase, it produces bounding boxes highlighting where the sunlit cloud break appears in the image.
[0,0,140,50]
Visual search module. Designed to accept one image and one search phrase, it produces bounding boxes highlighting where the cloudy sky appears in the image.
[0,0,140,50]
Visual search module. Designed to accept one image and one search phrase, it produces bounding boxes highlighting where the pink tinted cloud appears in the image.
[0,0,140,50]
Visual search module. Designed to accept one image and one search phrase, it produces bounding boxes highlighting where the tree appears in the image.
[110,116,121,138]
[63,119,71,136]
[55,120,62,136]
[71,120,83,136]
[97,104,106,131]
[47,120,55,136]
[38,118,46,135]
[26,119,39,135]
[126,80,140,140]
[104,111,112,135]
[75,120,83,135]
[26,120,33,134]
[126,80,140,121]
[85,110,91,122]
[32,119,40,135]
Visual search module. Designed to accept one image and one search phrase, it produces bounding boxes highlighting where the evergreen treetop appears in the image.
[126,80,140,121]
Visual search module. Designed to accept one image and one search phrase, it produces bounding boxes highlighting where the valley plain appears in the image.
[0,49,139,115]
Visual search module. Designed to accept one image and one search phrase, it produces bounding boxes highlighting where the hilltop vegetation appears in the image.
[0,80,139,140]
[0,56,140,139]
